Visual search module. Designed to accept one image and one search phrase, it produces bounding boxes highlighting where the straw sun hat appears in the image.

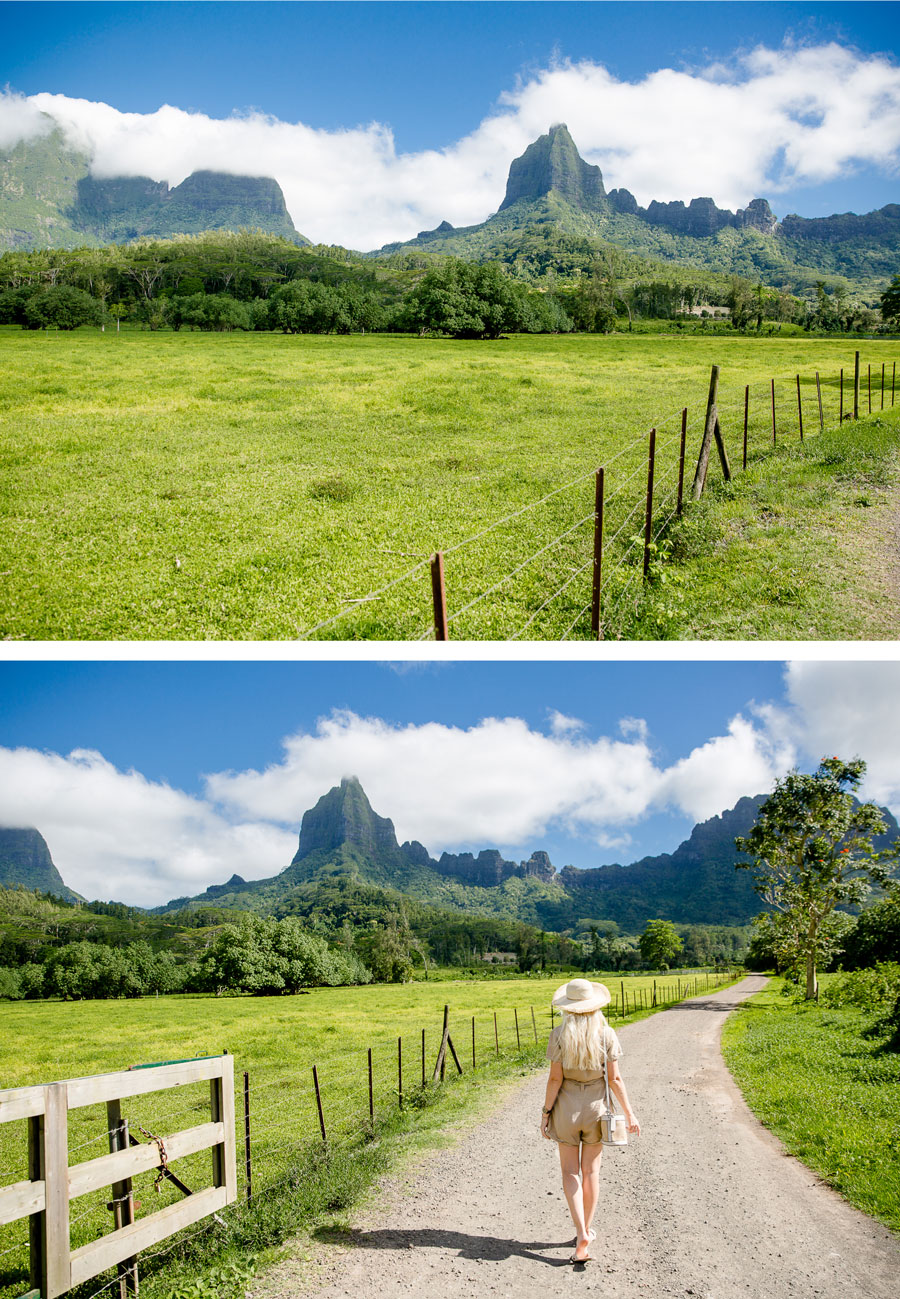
[551,978,612,1014]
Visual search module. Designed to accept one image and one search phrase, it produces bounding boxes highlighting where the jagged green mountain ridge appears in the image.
[0,123,306,249]
[377,124,898,296]
[0,827,82,901]
[158,775,900,931]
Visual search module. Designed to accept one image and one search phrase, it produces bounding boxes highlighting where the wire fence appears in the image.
[0,972,739,1299]
[295,352,897,641]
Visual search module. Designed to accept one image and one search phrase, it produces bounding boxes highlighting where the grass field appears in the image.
[1,327,895,640]
[722,979,900,1234]
[0,971,731,1298]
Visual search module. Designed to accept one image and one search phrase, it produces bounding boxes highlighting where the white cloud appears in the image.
[2,40,897,247]
[784,662,900,813]
[206,707,789,853]
[0,747,294,908]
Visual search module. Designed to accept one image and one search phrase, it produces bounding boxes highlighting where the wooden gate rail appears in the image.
[0,1054,237,1299]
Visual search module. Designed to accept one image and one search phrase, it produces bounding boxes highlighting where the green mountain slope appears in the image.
[159,777,881,931]
[0,827,83,901]
[377,124,898,297]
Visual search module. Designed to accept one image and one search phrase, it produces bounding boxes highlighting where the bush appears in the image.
[23,285,102,330]
[819,962,900,1009]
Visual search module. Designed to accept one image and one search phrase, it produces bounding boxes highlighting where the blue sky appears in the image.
[2,2,898,246]
[3,659,900,906]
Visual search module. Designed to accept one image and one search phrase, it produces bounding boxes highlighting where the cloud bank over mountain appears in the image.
[3,40,898,247]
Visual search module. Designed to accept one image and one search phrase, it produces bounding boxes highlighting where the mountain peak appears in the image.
[499,124,607,213]
[292,777,400,862]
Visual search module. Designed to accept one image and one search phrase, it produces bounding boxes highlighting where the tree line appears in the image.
[2,231,892,338]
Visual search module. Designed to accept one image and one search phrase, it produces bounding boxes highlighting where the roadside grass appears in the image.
[0,971,736,1298]
[623,406,900,640]
[721,979,900,1233]
[0,327,893,640]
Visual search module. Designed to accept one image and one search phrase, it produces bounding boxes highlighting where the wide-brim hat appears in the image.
[551,978,611,1013]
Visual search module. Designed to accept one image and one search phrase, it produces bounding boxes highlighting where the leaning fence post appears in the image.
[243,1070,252,1206]
[398,1036,403,1111]
[642,428,656,578]
[514,1008,521,1050]
[590,466,604,640]
[368,1047,374,1122]
[816,373,824,433]
[692,365,720,499]
[713,418,731,480]
[677,407,687,511]
[854,351,860,419]
[531,1005,538,1042]
[494,1011,499,1058]
[313,1066,327,1143]
[430,552,448,641]
[796,374,803,441]
[742,387,749,471]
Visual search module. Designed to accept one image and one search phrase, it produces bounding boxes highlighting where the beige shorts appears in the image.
[548,1078,607,1147]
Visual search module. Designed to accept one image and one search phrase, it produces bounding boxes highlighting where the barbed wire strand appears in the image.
[509,557,594,640]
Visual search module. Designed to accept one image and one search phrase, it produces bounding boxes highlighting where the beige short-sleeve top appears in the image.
[546,1022,623,1082]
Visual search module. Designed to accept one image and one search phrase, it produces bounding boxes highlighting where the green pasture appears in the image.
[722,980,900,1233]
[0,972,730,1297]
[1,327,895,640]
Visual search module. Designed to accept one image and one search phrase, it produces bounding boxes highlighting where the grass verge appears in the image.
[625,407,900,639]
[721,979,900,1233]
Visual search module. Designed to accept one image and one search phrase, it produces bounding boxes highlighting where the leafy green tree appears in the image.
[840,895,900,969]
[638,918,684,970]
[880,275,900,327]
[405,259,528,339]
[736,757,899,1000]
[23,286,102,330]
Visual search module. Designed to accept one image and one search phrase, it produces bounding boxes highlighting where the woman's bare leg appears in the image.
[557,1143,590,1258]
[580,1142,603,1236]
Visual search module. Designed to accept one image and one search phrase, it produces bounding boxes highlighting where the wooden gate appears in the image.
[0,1054,237,1298]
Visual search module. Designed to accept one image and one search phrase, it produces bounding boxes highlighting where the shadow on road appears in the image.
[312,1225,576,1268]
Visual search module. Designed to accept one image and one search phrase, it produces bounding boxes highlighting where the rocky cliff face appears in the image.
[499,123,607,213]
[292,777,402,862]
[0,826,82,901]
[608,189,777,236]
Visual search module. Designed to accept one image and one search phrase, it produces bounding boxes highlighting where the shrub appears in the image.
[23,285,102,330]
[819,962,900,1009]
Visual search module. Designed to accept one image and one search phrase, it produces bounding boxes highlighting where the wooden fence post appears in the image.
[397,1036,403,1110]
[796,374,803,441]
[590,467,604,640]
[677,407,687,510]
[868,364,872,415]
[421,1029,425,1088]
[816,373,824,433]
[432,1005,450,1082]
[41,1084,70,1299]
[242,1071,252,1206]
[692,366,720,498]
[742,387,749,471]
[892,362,896,407]
[531,1006,538,1042]
[840,369,844,423]
[642,428,656,578]
[881,363,885,410]
[713,418,731,480]
[771,377,777,445]
[494,1011,499,1058]
[854,351,860,419]
[514,1008,521,1050]
[472,1016,476,1069]
[312,1066,327,1143]
[430,552,448,641]
[368,1047,374,1122]
[106,1102,137,1297]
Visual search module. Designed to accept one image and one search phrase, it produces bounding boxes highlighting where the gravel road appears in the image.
[255,976,899,1299]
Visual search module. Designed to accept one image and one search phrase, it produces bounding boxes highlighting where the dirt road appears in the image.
[257,976,900,1298]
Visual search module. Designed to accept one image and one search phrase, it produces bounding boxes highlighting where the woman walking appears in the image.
[540,979,640,1264]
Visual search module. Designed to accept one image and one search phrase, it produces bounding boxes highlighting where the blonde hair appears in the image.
[556,1008,612,1072]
